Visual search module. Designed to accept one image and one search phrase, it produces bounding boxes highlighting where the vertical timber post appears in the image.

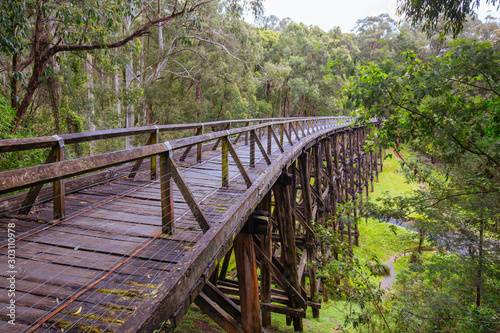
[53,137,66,219]
[160,151,174,235]
[354,129,360,247]
[197,125,203,163]
[222,136,229,188]
[244,121,249,145]
[280,124,284,146]
[298,152,319,318]
[250,130,256,168]
[267,125,272,155]
[234,223,262,333]
[258,191,273,328]
[274,173,303,331]
[150,127,159,180]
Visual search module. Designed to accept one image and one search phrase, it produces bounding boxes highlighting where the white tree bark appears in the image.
[114,71,121,127]
[86,53,95,132]
[125,4,136,149]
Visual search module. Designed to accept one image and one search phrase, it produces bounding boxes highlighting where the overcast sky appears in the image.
[259,0,499,33]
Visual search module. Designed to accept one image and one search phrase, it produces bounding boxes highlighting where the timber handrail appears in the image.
[0,116,350,153]
[0,117,350,195]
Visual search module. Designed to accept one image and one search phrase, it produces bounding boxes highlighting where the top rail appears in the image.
[0,116,350,153]
[0,117,353,195]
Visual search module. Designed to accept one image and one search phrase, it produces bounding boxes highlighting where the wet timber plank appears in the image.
[14,234,189,262]
[0,242,176,277]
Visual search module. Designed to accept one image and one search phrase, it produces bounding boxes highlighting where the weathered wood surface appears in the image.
[0,117,380,332]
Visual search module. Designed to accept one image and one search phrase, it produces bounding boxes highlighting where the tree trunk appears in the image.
[476,221,484,307]
[46,66,61,133]
[125,4,136,148]
[11,53,18,112]
[418,229,425,253]
[11,5,44,134]
[86,53,95,133]
[115,71,121,127]
[158,0,164,53]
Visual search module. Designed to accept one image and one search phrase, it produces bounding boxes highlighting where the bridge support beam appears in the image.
[257,191,273,328]
[273,172,303,331]
[234,223,262,333]
[298,152,319,319]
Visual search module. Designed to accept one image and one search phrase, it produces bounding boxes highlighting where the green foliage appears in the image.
[398,0,499,37]
[348,37,500,332]
[0,95,45,170]
[0,94,15,138]
[384,251,500,332]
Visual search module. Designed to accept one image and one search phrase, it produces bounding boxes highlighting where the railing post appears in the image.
[160,149,174,235]
[222,135,229,188]
[197,125,203,163]
[250,130,255,168]
[150,126,159,180]
[53,136,65,219]
[267,125,272,154]
[279,124,284,146]
[244,121,249,145]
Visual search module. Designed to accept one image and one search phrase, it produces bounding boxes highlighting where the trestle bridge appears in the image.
[0,117,382,332]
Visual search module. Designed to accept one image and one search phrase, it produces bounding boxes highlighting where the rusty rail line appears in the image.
[0,116,382,332]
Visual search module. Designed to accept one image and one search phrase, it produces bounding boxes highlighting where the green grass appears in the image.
[370,150,416,200]
[173,305,225,333]
[354,149,419,276]
[266,301,359,333]
[354,218,415,263]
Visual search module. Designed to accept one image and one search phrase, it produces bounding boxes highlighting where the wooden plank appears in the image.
[261,303,306,318]
[2,241,174,277]
[15,233,188,262]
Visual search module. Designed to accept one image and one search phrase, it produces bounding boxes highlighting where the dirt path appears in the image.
[380,252,411,289]
[380,255,397,289]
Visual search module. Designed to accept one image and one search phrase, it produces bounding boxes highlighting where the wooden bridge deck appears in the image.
[0,124,310,332]
[0,117,381,333]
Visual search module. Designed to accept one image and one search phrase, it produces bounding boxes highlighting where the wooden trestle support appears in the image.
[197,126,383,333]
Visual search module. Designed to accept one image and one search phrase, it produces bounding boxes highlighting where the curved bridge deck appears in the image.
[0,117,382,332]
